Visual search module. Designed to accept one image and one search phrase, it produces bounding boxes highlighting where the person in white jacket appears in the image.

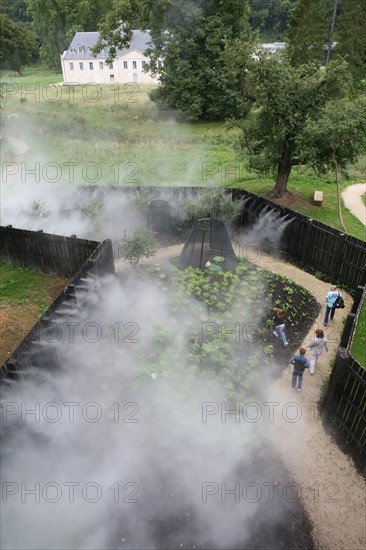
[307,329,329,375]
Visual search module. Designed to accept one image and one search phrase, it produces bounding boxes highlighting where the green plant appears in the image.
[183,189,239,223]
[26,200,49,219]
[120,227,158,265]
[314,271,326,281]
[80,198,104,220]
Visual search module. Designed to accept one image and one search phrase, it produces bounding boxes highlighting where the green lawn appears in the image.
[1,66,366,238]
[0,263,67,314]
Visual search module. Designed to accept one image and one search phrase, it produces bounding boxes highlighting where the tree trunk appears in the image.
[326,0,339,66]
[335,161,347,232]
[274,157,292,197]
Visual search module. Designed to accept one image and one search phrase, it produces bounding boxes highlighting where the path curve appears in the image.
[117,245,366,550]
[342,183,366,226]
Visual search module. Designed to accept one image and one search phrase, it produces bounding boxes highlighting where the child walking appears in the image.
[289,347,310,392]
[307,329,328,375]
[273,308,293,347]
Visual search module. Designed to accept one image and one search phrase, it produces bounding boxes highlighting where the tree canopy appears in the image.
[0,13,38,72]
[248,0,296,40]
[335,0,366,83]
[286,0,330,66]
[93,0,254,120]
[233,53,359,195]
[286,0,366,82]
[26,0,113,67]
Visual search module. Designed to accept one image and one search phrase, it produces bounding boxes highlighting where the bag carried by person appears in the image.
[333,293,345,309]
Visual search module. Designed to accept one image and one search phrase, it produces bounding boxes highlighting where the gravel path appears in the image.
[117,244,366,550]
[342,183,366,226]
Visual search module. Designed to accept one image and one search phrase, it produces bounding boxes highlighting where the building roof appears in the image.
[61,30,152,60]
[260,43,286,51]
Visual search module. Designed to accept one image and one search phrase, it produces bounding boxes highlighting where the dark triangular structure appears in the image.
[147,199,176,238]
[177,218,236,271]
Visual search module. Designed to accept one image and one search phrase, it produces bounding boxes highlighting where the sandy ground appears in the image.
[116,244,366,550]
[342,183,366,226]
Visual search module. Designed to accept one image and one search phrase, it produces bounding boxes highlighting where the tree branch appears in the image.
[238,73,256,101]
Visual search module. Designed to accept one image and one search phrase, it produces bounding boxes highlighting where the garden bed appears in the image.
[119,256,321,400]
[115,257,320,547]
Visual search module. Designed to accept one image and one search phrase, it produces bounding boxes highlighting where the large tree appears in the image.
[0,13,38,72]
[1,0,31,23]
[26,0,112,68]
[286,0,330,66]
[286,0,366,82]
[300,97,366,229]
[335,0,366,83]
[93,0,254,120]
[233,52,355,196]
[248,0,296,40]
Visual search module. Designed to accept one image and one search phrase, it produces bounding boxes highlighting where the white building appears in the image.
[61,30,160,85]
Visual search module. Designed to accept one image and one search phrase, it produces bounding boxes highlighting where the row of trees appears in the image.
[0,0,112,70]
[1,0,365,75]
[1,0,365,197]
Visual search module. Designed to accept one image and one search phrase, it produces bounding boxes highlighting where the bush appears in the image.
[120,227,158,265]
[183,189,239,224]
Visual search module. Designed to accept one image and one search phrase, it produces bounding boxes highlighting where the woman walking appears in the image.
[307,329,329,375]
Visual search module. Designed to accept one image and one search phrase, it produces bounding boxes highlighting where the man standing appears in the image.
[324,284,341,326]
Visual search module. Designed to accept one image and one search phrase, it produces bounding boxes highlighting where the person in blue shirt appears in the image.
[289,347,310,392]
[324,284,341,326]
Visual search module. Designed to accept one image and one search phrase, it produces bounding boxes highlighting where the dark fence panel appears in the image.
[322,350,366,466]
[0,238,114,382]
[0,226,98,277]
[57,185,365,291]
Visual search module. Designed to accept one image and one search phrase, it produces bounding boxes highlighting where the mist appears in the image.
[0,106,310,549]
[0,264,308,549]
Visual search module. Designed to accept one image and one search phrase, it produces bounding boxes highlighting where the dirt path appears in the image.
[116,244,366,550]
[342,183,366,226]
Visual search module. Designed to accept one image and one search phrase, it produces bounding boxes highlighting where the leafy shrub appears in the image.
[120,227,158,264]
[183,189,239,223]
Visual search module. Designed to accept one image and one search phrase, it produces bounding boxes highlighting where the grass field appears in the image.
[0,262,68,363]
[0,263,67,314]
[1,66,365,238]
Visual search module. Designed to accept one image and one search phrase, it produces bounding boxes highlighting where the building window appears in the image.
[110,74,115,82]
[70,62,74,70]
[99,62,103,69]
[123,61,128,69]
[132,61,137,69]
[78,46,83,54]
[108,62,114,69]
[79,62,84,70]
[142,60,146,68]
[89,62,94,70]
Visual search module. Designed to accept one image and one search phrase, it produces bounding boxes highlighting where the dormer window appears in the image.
[78,45,84,54]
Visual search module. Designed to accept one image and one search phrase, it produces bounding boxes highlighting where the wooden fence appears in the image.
[73,185,366,291]
[231,189,366,292]
[322,283,366,470]
[0,238,114,383]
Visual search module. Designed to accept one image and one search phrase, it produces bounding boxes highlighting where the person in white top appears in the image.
[307,328,329,375]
